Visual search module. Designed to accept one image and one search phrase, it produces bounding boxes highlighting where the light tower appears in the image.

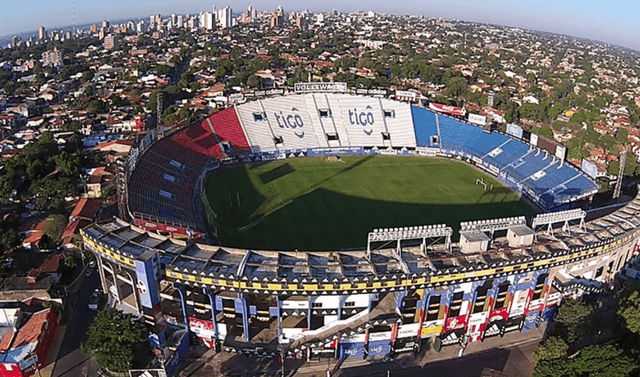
[614,149,627,199]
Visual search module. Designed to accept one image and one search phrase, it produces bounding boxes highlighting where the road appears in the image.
[51,268,101,377]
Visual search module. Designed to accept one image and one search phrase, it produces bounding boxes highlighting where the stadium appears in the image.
[82,90,638,371]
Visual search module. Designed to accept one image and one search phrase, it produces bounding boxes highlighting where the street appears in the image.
[50,267,101,377]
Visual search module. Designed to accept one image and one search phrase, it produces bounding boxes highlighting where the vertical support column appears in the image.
[174,283,191,343]
[239,293,250,342]
[276,296,282,339]
[203,289,219,345]
[415,290,429,352]
[95,253,108,296]
[307,296,313,330]
[108,261,122,304]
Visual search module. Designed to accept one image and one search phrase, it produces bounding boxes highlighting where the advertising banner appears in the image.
[294,82,347,93]
[134,258,160,309]
[506,123,523,138]
[521,310,540,332]
[367,340,391,356]
[581,159,598,179]
[356,88,388,97]
[468,113,488,126]
[254,88,285,97]
[339,342,366,358]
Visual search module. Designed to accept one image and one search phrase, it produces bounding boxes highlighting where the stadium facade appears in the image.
[82,93,637,365]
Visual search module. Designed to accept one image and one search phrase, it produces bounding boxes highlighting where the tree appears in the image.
[82,309,148,373]
[533,337,568,365]
[64,254,77,269]
[616,127,628,144]
[446,77,467,98]
[42,214,67,244]
[31,177,76,210]
[555,299,594,345]
[536,126,554,139]
[570,344,636,377]
[617,290,640,335]
[532,358,573,377]
[608,160,620,176]
[246,75,263,88]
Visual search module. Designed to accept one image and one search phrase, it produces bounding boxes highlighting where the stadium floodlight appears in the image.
[460,216,526,233]
[532,209,586,238]
[366,224,453,258]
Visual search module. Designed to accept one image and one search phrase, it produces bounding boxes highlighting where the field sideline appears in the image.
[204,155,534,251]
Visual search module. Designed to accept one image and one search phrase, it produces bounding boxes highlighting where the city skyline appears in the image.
[1,0,639,51]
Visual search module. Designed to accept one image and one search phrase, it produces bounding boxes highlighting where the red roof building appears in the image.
[0,308,59,377]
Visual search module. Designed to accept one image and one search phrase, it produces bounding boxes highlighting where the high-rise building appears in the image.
[38,26,46,40]
[104,34,119,50]
[187,16,199,30]
[10,36,20,48]
[270,6,284,28]
[199,12,214,30]
[216,6,233,28]
[102,20,109,30]
[177,15,183,28]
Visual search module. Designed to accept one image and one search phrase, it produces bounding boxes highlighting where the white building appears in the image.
[216,6,233,28]
[42,49,63,68]
[199,12,214,30]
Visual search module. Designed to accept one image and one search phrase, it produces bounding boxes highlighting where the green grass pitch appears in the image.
[204,155,534,251]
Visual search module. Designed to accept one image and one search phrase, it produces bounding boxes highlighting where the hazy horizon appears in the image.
[1,0,639,52]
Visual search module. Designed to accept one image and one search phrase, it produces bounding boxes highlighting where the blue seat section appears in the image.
[409,106,599,209]
[504,153,553,182]
[532,164,579,195]
[483,141,530,167]
[556,176,595,202]
[412,106,439,147]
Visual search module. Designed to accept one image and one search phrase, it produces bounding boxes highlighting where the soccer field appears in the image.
[204,155,534,251]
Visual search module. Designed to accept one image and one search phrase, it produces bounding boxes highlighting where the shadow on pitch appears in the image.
[214,186,534,251]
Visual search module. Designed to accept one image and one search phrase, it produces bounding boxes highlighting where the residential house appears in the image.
[0,308,59,377]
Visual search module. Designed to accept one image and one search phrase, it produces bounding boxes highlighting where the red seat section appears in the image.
[209,107,251,155]
[172,120,224,159]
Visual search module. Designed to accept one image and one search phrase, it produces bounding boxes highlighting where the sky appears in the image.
[1,0,639,51]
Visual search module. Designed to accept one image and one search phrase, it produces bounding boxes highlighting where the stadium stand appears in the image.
[235,100,278,152]
[412,106,440,148]
[336,95,390,147]
[128,132,209,232]
[207,107,252,156]
[303,93,344,148]
[259,95,323,150]
[408,107,596,208]
[378,98,417,148]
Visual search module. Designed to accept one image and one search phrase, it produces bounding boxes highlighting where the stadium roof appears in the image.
[82,190,640,282]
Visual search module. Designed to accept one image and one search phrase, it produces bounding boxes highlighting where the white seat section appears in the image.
[336,94,386,147]
[325,94,351,146]
[303,94,336,147]
[261,95,324,150]
[235,100,277,152]
[379,98,417,148]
